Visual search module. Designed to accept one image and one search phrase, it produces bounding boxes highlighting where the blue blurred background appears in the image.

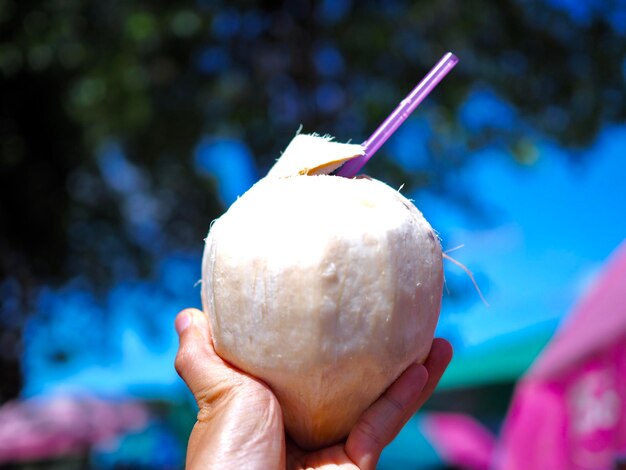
[1,0,626,468]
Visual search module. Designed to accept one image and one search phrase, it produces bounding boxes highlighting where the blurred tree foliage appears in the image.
[0,0,625,398]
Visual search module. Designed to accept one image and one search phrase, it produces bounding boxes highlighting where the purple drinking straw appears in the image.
[336,52,459,178]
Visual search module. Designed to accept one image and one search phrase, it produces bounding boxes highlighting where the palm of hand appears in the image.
[175,309,452,470]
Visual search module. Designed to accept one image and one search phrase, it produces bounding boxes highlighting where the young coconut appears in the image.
[201,133,443,450]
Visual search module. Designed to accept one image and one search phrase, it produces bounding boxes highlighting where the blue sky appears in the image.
[424,124,626,353]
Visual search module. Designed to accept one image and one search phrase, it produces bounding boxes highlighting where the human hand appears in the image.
[174,308,452,470]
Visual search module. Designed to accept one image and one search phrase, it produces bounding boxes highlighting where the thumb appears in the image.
[174,308,233,401]
[175,308,211,347]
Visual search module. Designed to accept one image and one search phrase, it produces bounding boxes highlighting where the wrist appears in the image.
[187,390,286,469]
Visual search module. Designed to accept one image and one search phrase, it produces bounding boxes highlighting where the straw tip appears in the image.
[444,52,459,65]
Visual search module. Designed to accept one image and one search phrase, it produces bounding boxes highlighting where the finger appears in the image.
[174,308,232,398]
[414,338,453,410]
[345,363,429,470]
[175,308,213,358]
[175,308,212,348]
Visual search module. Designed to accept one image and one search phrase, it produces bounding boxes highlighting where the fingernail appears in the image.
[175,312,192,334]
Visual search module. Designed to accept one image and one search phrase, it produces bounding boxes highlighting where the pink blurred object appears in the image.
[421,241,626,470]
[423,413,496,470]
[497,241,626,470]
[530,243,626,381]
[0,395,149,464]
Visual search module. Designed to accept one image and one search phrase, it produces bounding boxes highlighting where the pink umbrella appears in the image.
[422,412,496,470]
[530,242,626,381]
[421,241,626,470]
[497,241,626,470]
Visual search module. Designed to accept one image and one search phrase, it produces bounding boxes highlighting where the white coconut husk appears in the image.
[201,133,443,449]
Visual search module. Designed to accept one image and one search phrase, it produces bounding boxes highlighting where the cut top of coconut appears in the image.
[267,133,363,178]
